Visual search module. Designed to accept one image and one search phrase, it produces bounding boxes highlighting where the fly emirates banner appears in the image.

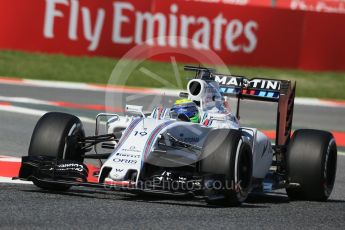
[1,0,344,71]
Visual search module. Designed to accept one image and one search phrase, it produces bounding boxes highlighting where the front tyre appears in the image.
[286,129,337,201]
[199,129,253,206]
[28,112,86,190]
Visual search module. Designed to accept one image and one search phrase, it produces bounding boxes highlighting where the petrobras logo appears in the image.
[116,152,141,158]
[43,0,258,53]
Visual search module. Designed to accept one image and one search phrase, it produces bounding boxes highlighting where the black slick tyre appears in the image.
[286,129,337,201]
[28,112,85,190]
[199,129,252,206]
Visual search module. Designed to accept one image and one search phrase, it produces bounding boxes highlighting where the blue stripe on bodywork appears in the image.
[142,121,174,164]
[110,117,142,157]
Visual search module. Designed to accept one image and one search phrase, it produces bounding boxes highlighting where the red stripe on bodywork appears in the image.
[143,128,162,161]
[113,118,142,153]
[143,121,174,161]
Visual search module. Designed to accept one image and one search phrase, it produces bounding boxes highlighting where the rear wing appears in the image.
[211,74,281,102]
[209,73,296,147]
[183,66,296,147]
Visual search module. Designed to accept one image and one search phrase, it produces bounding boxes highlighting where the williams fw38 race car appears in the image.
[16,66,338,206]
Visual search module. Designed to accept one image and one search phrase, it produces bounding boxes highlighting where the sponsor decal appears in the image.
[53,163,86,172]
[178,133,200,143]
[121,145,141,153]
[113,158,137,164]
[3,0,345,71]
[42,1,258,53]
[289,0,345,14]
[181,137,200,142]
[213,75,281,91]
[116,152,141,158]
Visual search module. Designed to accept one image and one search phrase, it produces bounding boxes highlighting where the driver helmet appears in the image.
[170,99,199,123]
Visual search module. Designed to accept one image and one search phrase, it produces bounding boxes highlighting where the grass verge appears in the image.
[0,50,344,100]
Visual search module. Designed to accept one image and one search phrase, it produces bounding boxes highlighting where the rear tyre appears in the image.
[199,129,252,206]
[286,129,337,201]
[28,112,86,191]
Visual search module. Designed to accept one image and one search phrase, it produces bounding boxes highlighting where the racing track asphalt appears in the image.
[0,82,345,229]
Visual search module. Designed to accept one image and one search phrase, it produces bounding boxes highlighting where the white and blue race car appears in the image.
[17,66,338,206]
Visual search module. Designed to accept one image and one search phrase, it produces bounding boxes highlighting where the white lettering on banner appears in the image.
[81,7,105,51]
[43,1,259,53]
[213,14,227,51]
[225,19,243,52]
[113,2,133,44]
[135,12,167,46]
[192,17,210,49]
[290,0,345,14]
[243,21,258,53]
[68,0,78,40]
[44,0,68,38]
[168,4,178,47]
[223,0,249,5]
[180,15,196,48]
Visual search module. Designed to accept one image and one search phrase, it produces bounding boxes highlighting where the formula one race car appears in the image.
[16,66,338,205]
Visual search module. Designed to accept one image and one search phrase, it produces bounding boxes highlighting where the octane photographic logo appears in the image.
[105,35,233,168]
[104,176,243,193]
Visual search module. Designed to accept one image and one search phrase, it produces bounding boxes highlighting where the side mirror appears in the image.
[125,104,145,118]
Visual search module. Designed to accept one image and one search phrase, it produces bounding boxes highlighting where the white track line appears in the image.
[1,78,345,108]
[0,177,32,184]
[5,78,180,97]
[24,79,91,90]
[0,156,21,162]
[0,96,55,106]
[23,79,179,96]
[0,104,95,124]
